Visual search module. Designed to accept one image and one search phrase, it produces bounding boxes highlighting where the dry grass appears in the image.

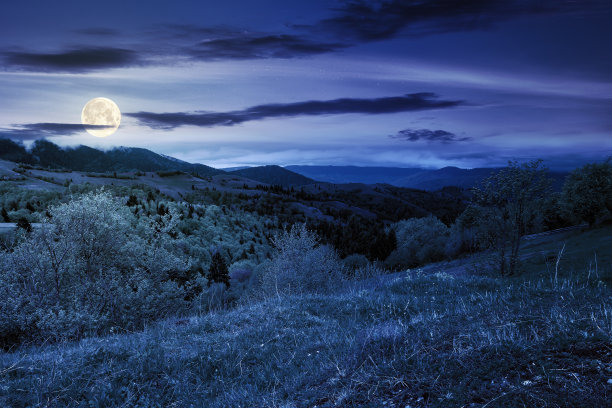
[1,263,610,407]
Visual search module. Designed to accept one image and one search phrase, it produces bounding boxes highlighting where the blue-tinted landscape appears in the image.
[1,1,611,407]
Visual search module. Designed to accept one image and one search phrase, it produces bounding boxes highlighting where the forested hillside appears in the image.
[0,139,221,175]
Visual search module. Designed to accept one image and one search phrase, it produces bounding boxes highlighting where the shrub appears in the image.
[0,190,190,348]
[260,224,343,296]
[343,253,370,274]
[229,260,255,283]
[385,215,449,269]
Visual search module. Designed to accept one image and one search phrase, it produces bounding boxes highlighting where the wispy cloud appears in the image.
[390,128,470,143]
[316,0,606,41]
[3,1,608,72]
[127,93,464,129]
[189,34,346,60]
[1,123,113,140]
[2,47,141,73]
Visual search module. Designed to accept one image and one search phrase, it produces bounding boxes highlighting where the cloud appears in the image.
[390,128,470,143]
[2,1,607,72]
[2,47,140,72]
[317,0,605,41]
[1,123,113,140]
[190,34,346,60]
[127,92,464,129]
[151,24,348,60]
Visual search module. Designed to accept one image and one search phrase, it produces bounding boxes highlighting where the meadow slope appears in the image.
[1,226,611,408]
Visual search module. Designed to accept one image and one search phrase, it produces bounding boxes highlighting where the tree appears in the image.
[126,194,139,207]
[1,207,9,222]
[446,205,482,256]
[562,158,612,226]
[207,249,230,287]
[472,160,551,276]
[16,217,32,233]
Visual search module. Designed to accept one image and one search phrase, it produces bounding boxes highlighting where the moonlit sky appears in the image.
[1,0,611,170]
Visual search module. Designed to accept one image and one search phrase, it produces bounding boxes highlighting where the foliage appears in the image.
[0,190,190,347]
[15,217,31,232]
[385,215,450,269]
[309,216,397,260]
[562,158,612,225]
[444,205,482,257]
[228,259,256,283]
[207,250,230,287]
[472,160,551,276]
[260,223,343,296]
[342,253,370,272]
[540,191,574,230]
[0,184,63,223]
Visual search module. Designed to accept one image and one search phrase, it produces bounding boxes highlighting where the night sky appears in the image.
[1,0,611,170]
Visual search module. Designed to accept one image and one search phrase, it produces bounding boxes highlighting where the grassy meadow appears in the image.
[1,225,610,407]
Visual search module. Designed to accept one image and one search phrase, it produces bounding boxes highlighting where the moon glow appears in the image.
[81,97,121,137]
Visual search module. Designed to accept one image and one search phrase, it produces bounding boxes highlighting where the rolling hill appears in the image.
[0,138,568,190]
[230,165,315,186]
[285,165,423,185]
[0,139,221,176]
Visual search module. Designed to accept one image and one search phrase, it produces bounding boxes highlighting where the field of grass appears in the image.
[1,227,611,407]
[520,225,612,281]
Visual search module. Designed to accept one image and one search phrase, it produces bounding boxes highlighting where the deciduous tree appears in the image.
[472,160,551,276]
[562,158,612,226]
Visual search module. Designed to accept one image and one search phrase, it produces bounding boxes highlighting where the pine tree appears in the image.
[1,207,9,222]
[126,194,139,207]
[207,250,230,287]
[16,217,32,233]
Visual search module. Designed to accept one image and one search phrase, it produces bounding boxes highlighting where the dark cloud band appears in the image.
[390,128,471,143]
[1,123,113,140]
[318,0,606,41]
[126,93,464,129]
[2,1,608,72]
[191,34,346,60]
[2,47,140,72]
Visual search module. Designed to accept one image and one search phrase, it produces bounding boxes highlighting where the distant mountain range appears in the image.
[0,138,568,190]
[284,165,423,185]
[286,165,568,191]
[230,165,315,186]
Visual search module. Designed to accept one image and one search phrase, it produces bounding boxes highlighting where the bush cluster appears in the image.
[0,191,190,347]
[385,215,450,269]
[260,223,343,296]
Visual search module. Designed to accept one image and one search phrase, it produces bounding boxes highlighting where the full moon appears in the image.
[81,97,121,137]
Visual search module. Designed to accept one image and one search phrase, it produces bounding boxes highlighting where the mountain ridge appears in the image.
[285,164,568,191]
[0,138,221,177]
[230,165,315,187]
[0,138,568,190]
